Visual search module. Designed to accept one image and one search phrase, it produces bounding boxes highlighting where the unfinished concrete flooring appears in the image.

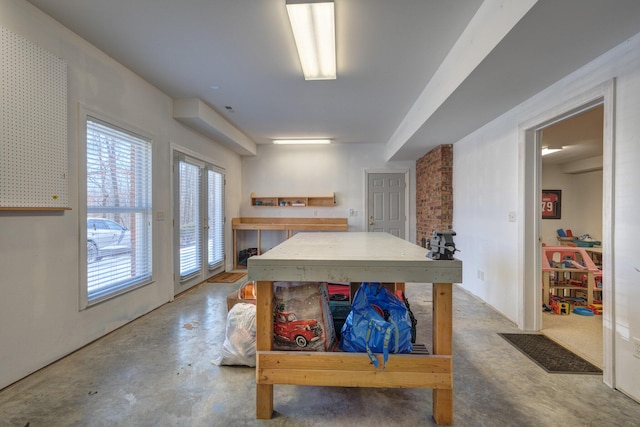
[0,282,638,426]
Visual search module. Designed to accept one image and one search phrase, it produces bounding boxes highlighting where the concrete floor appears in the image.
[1,281,639,427]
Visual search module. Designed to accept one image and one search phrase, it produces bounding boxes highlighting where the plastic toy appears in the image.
[588,304,603,315]
[549,297,571,315]
[557,302,570,315]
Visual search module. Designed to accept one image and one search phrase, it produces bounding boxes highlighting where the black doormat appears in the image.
[498,333,602,375]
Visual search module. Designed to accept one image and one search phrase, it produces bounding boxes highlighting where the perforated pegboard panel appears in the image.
[1,26,68,209]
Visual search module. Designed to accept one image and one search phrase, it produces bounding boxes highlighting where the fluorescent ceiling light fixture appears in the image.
[541,146,564,156]
[273,139,331,145]
[286,0,336,80]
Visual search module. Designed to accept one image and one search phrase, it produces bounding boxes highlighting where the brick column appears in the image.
[416,145,453,246]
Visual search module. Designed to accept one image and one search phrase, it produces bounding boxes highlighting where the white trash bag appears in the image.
[213,303,257,367]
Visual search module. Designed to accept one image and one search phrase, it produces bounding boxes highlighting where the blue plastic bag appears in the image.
[339,283,413,368]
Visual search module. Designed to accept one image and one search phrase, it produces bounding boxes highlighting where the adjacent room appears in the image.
[539,105,604,368]
[2,0,640,425]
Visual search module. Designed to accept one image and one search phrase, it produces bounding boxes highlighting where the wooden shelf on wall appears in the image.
[0,207,71,211]
[250,192,336,207]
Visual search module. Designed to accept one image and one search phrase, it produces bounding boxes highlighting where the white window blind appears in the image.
[86,117,152,304]
[179,160,202,279]
[208,168,224,269]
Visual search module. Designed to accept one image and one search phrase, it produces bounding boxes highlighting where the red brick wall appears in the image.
[416,145,453,246]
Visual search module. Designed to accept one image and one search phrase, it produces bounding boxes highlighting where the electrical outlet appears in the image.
[477,270,485,281]
[634,337,640,359]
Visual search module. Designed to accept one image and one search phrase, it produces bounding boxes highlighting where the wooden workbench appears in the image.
[247,232,462,425]
[232,217,348,269]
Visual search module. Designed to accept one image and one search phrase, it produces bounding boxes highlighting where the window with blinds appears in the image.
[207,168,224,269]
[85,116,152,304]
[178,160,202,279]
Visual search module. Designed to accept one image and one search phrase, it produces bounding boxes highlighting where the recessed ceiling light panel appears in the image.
[286,0,336,80]
[273,139,331,145]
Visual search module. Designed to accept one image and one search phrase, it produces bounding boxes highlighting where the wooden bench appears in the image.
[232,217,348,269]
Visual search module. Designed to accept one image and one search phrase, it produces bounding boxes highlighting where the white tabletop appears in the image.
[247,232,462,283]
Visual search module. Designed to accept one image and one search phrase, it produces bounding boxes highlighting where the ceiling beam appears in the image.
[173,98,257,156]
[385,0,539,161]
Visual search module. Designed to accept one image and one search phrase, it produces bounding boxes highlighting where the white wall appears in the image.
[540,166,603,245]
[240,143,415,250]
[453,32,640,400]
[0,0,242,389]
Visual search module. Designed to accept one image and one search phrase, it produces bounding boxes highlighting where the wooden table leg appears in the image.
[256,384,273,419]
[233,229,238,269]
[432,282,453,425]
[255,280,274,419]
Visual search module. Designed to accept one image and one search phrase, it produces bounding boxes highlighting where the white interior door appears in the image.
[367,172,406,239]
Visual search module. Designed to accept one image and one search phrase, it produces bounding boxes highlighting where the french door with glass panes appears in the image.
[173,153,225,295]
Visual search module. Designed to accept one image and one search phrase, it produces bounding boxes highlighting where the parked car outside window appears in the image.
[87,218,131,263]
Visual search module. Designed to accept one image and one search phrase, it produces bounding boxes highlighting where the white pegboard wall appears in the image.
[1,26,68,208]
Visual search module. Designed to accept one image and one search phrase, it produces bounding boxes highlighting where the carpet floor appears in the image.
[542,310,602,368]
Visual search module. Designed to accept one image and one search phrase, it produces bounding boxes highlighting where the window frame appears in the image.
[79,106,155,309]
[177,156,203,280]
[206,165,225,270]
[171,145,226,296]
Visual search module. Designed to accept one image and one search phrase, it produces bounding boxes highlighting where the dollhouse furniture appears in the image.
[542,246,602,306]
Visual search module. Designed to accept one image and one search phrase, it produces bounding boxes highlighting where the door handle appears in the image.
[369,221,374,225]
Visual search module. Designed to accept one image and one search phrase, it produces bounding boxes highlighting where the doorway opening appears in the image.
[539,105,603,368]
[519,79,615,386]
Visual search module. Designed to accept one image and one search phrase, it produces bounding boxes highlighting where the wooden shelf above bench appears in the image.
[250,192,336,207]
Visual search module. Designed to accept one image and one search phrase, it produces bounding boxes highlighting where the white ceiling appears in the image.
[541,105,603,168]
[26,0,640,161]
